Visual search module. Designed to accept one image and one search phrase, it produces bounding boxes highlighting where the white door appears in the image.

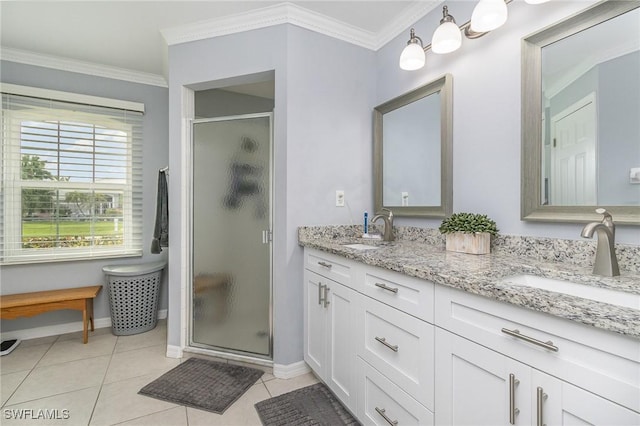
[303,270,327,377]
[550,94,597,205]
[326,281,357,411]
[435,328,532,426]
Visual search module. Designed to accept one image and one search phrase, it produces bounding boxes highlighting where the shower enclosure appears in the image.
[191,113,272,358]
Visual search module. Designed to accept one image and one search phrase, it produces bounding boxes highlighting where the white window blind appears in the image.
[1,88,144,264]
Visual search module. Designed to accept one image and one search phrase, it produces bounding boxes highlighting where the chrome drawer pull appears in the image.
[317,261,333,268]
[501,328,559,352]
[509,373,520,425]
[375,407,398,426]
[375,282,399,294]
[375,336,399,352]
[536,387,548,426]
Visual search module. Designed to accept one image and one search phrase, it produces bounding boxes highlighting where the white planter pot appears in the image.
[445,232,491,255]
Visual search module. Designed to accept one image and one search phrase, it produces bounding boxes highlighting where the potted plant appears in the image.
[439,212,498,255]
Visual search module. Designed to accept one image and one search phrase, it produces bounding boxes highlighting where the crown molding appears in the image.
[375,1,441,50]
[161,2,377,50]
[0,48,168,88]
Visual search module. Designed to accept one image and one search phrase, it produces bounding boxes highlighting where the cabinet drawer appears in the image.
[357,358,433,426]
[361,265,434,323]
[305,249,355,288]
[435,285,640,412]
[357,294,434,410]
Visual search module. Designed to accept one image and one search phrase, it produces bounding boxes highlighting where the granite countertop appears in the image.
[298,226,640,339]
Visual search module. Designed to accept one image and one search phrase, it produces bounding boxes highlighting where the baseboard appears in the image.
[0,309,168,341]
[166,344,183,359]
[273,360,311,379]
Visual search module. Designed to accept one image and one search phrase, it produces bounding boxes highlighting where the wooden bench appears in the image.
[0,285,102,343]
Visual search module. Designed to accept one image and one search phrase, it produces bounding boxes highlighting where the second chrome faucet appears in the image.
[371,208,394,241]
[581,208,620,276]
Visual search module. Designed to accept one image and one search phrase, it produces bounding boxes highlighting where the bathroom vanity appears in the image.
[300,226,640,425]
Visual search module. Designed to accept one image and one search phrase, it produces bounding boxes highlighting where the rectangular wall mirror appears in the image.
[374,74,453,218]
[522,0,640,224]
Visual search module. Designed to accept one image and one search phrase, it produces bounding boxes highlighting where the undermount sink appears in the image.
[342,243,380,251]
[501,274,639,310]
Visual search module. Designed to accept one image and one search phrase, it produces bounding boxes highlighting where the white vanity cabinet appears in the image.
[435,285,640,425]
[303,251,358,411]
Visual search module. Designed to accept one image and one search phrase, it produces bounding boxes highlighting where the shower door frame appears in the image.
[187,112,274,360]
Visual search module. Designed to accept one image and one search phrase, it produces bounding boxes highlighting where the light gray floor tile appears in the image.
[263,372,320,397]
[114,406,187,426]
[90,374,180,426]
[0,343,51,375]
[38,333,117,367]
[2,386,100,426]
[114,324,167,354]
[103,344,180,385]
[17,336,58,348]
[1,370,29,407]
[57,326,114,342]
[7,355,110,405]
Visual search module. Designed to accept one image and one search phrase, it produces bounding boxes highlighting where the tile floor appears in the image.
[0,321,319,425]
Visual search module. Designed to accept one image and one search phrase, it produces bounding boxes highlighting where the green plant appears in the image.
[439,212,499,236]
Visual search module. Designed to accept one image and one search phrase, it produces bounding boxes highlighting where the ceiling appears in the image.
[0,1,434,83]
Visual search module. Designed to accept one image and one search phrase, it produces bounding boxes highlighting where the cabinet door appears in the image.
[435,328,532,426]
[304,270,327,377]
[532,370,640,426]
[326,281,357,410]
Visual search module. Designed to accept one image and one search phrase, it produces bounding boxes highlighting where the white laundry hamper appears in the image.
[102,261,166,336]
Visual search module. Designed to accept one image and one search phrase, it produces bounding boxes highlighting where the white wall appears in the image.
[0,61,170,334]
[167,24,374,364]
[375,0,640,244]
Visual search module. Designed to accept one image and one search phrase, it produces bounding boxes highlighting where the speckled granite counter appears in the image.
[299,225,640,339]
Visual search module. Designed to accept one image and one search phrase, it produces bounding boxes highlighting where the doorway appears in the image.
[190,113,273,358]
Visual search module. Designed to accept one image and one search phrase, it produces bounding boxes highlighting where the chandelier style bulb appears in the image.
[399,28,425,70]
[432,6,462,54]
[470,0,508,32]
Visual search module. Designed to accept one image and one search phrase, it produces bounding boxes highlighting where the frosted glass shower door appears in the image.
[191,113,272,357]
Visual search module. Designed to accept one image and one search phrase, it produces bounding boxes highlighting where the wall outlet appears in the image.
[401,192,409,206]
[336,190,345,207]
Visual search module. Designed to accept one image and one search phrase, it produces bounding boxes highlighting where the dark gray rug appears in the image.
[139,357,264,414]
[254,383,360,426]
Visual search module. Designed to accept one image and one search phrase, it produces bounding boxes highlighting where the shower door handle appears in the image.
[261,230,272,244]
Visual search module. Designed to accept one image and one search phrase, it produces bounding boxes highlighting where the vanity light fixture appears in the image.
[400,0,544,71]
[432,6,462,54]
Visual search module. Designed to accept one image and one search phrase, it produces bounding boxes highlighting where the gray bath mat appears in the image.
[139,357,263,414]
[254,383,360,425]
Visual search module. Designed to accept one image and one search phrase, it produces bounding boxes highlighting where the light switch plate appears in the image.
[336,190,345,207]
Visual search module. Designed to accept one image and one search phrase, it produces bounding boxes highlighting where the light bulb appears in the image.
[471,0,508,32]
[399,42,425,70]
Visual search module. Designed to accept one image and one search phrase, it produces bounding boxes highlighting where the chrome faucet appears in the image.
[580,208,620,277]
[371,208,394,241]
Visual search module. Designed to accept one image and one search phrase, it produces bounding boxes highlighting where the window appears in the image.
[1,85,144,264]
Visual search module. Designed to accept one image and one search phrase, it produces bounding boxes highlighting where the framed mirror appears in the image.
[374,74,453,218]
[522,1,640,224]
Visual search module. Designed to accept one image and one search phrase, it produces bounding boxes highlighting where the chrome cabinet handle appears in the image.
[509,373,520,425]
[375,282,399,294]
[323,286,330,308]
[536,387,548,426]
[501,328,559,352]
[375,407,398,426]
[318,283,325,306]
[375,336,399,352]
[318,261,333,268]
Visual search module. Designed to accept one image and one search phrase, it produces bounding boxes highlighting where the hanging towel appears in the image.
[151,170,169,253]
